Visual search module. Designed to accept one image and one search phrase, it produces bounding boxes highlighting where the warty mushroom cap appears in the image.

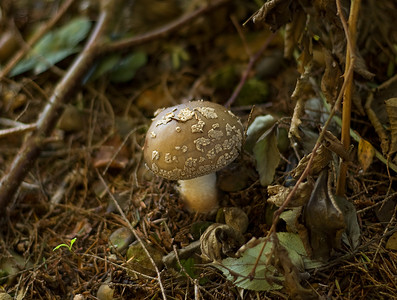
[143,100,244,180]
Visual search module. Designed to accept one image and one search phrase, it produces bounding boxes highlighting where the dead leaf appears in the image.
[253,126,280,186]
[273,237,317,300]
[200,224,244,262]
[252,0,293,31]
[321,48,342,106]
[386,232,397,251]
[365,93,390,155]
[289,69,314,139]
[93,135,130,169]
[292,144,332,179]
[284,8,306,59]
[267,182,313,207]
[358,138,375,171]
[385,98,397,155]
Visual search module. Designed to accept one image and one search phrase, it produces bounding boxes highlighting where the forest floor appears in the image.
[0,0,397,299]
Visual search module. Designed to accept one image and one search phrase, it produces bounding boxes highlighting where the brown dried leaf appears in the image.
[273,237,317,299]
[252,0,293,31]
[267,182,313,207]
[93,135,130,169]
[200,224,244,262]
[386,232,397,251]
[284,8,307,59]
[292,144,332,179]
[321,48,342,105]
[385,97,397,155]
[358,138,375,172]
[289,69,314,139]
[365,93,390,155]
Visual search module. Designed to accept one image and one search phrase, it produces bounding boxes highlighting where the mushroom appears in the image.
[143,100,244,212]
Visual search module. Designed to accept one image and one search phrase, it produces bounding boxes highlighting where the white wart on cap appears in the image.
[143,100,243,212]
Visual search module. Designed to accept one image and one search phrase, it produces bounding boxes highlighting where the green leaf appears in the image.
[253,126,280,186]
[218,238,283,291]
[89,54,121,81]
[216,232,309,291]
[109,51,147,83]
[53,243,69,251]
[69,237,77,248]
[179,258,197,278]
[244,115,276,153]
[11,17,91,76]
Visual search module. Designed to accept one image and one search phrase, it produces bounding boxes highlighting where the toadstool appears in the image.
[143,100,244,212]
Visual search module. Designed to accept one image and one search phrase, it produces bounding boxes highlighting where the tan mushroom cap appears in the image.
[143,100,244,180]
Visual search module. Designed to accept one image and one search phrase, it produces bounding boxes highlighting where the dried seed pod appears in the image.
[200,223,245,262]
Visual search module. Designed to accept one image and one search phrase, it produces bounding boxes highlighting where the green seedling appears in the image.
[53,237,77,252]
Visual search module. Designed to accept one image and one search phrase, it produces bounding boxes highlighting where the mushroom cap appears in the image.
[143,100,244,180]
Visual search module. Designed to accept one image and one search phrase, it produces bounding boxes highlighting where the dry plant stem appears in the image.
[336,0,361,196]
[0,0,76,79]
[225,31,277,108]
[97,171,167,300]
[0,1,115,208]
[0,0,230,209]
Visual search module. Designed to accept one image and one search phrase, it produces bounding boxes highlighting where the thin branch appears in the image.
[0,123,36,138]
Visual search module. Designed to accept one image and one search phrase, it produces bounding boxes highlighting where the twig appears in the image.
[0,0,76,79]
[0,123,36,138]
[97,171,167,300]
[225,31,277,108]
[336,0,361,196]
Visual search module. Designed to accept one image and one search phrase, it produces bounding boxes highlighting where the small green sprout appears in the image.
[53,237,77,252]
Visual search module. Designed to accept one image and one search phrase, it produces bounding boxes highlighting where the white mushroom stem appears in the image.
[178,173,218,213]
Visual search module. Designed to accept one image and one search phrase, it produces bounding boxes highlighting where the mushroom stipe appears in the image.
[143,100,244,213]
